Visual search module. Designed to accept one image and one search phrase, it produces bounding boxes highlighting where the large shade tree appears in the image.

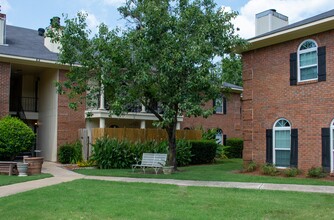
[52,0,245,170]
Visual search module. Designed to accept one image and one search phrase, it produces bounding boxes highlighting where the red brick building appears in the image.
[181,82,242,143]
[241,9,334,172]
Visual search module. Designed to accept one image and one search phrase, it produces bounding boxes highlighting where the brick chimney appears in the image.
[44,16,61,53]
[255,9,288,36]
[0,13,6,45]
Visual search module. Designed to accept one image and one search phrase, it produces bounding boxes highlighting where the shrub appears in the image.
[175,140,192,167]
[283,167,301,177]
[225,138,243,158]
[58,141,82,164]
[189,140,218,165]
[307,167,327,178]
[92,138,135,169]
[245,161,257,172]
[0,116,35,160]
[202,128,218,141]
[261,163,280,176]
[215,145,228,160]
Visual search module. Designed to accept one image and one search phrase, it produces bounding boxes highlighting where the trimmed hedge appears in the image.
[225,138,243,158]
[58,141,83,164]
[189,140,218,165]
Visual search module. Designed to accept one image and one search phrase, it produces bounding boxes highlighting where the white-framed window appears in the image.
[215,129,223,145]
[273,118,291,167]
[298,39,318,82]
[215,97,223,113]
[330,120,334,173]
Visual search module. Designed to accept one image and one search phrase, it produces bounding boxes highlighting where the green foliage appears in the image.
[77,159,96,167]
[58,141,83,164]
[175,140,192,167]
[52,0,246,169]
[245,161,257,172]
[91,138,192,169]
[202,128,218,141]
[0,116,35,160]
[92,138,135,169]
[307,167,327,178]
[225,138,243,158]
[215,145,228,160]
[261,163,280,176]
[189,140,218,165]
[221,54,243,86]
[283,167,301,177]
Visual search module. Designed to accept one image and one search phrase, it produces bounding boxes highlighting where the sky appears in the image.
[0,0,333,39]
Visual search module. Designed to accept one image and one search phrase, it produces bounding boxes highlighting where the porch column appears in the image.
[99,118,105,128]
[141,104,146,112]
[176,122,181,130]
[140,120,146,129]
[99,76,105,110]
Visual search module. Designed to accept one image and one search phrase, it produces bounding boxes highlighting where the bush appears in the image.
[189,140,218,165]
[261,163,280,176]
[307,167,327,178]
[225,138,243,158]
[283,167,301,177]
[91,138,193,169]
[92,138,135,169]
[0,116,35,160]
[175,140,192,167]
[245,161,257,172]
[215,145,228,160]
[58,141,82,164]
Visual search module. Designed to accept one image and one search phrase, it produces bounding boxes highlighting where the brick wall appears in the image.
[0,62,10,117]
[181,92,242,138]
[242,29,334,171]
[57,69,86,147]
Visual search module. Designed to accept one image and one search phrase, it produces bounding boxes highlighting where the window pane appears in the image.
[275,150,290,167]
[215,98,223,113]
[300,51,317,67]
[300,66,318,81]
[275,130,290,149]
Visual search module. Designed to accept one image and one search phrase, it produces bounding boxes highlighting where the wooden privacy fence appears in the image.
[92,128,202,144]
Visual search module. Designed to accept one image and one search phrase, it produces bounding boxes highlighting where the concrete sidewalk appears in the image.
[1,162,334,198]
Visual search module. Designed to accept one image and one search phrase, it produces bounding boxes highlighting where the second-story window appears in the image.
[298,40,318,82]
[213,96,227,114]
[290,39,326,85]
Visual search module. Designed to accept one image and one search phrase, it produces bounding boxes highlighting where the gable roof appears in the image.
[0,25,59,62]
[241,9,334,52]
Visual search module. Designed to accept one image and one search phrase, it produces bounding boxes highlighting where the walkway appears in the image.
[1,162,334,198]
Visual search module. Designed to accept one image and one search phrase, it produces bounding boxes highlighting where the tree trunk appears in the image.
[166,122,177,170]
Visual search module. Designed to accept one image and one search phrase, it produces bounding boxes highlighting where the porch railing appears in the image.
[10,97,38,112]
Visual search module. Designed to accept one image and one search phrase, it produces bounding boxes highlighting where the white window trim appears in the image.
[215,97,224,114]
[297,39,318,83]
[273,118,291,168]
[330,119,334,173]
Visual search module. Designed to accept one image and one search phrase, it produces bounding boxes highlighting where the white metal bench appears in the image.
[132,153,167,174]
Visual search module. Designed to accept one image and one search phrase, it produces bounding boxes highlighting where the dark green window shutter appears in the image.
[290,52,297,86]
[290,129,298,167]
[318,46,326,82]
[223,97,227,115]
[266,129,273,163]
[212,99,216,114]
[322,128,330,172]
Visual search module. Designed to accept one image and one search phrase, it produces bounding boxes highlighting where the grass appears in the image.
[1,179,334,219]
[75,159,334,186]
[0,173,53,186]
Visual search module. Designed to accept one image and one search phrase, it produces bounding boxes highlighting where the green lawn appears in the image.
[1,179,334,219]
[75,159,334,186]
[0,173,53,186]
